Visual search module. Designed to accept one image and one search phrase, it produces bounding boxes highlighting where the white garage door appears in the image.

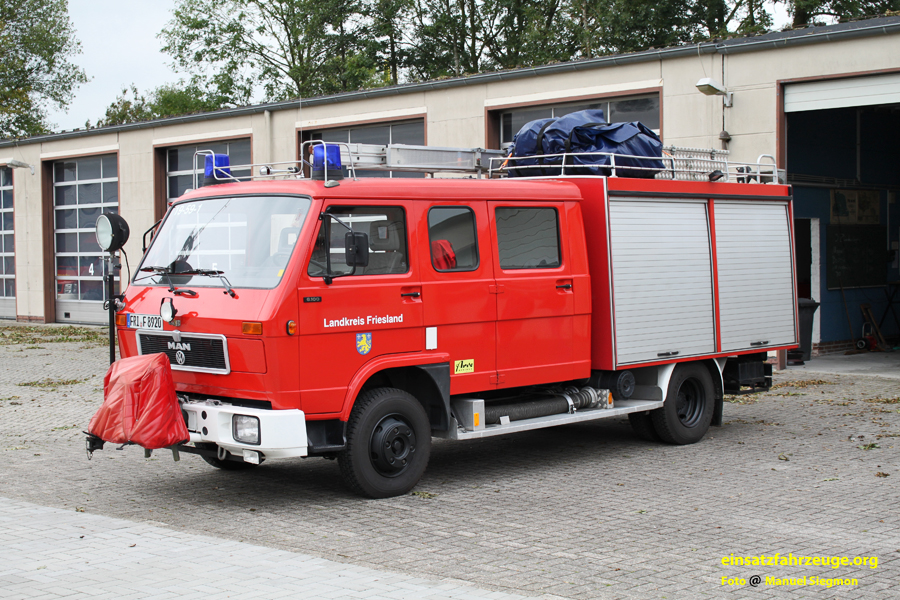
[784,72,900,113]
[715,201,797,352]
[609,199,716,365]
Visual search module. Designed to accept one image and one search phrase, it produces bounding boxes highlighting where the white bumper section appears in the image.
[182,402,308,460]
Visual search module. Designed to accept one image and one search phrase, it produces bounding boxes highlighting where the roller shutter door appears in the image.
[609,199,716,365]
[715,201,797,351]
[784,73,900,113]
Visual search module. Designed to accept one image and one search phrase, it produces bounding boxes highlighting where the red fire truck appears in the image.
[95,143,796,498]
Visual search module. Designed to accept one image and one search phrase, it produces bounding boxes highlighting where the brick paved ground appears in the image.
[0,497,536,600]
[1,323,898,599]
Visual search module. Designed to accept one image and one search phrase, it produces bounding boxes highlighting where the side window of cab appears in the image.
[307,206,409,277]
[427,206,479,272]
[494,207,561,269]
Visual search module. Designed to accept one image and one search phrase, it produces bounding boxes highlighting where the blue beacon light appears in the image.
[203,154,231,186]
[311,144,343,181]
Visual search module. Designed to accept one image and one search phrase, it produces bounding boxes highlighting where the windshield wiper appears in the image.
[139,266,235,297]
[138,266,197,296]
[173,268,237,298]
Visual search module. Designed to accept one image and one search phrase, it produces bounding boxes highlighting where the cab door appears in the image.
[489,202,579,388]
[297,202,424,415]
[416,201,496,395]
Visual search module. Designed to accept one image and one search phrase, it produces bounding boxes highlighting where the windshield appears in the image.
[137,195,311,289]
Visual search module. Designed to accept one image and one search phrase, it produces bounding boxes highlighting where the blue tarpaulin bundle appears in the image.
[504,117,555,177]
[566,121,664,177]
[506,109,663,178]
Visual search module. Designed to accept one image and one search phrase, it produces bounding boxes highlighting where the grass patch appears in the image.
[771,379,833,390]
[410,491,437,499]
[0,325,106,347]
[18,377,85,389]
[862,396,900,404]
[725,395,759,404]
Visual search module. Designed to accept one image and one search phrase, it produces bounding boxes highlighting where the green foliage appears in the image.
[160,0,379,101]
[783,0,899,28]
[0,0,87,139]
[92,81,228,127]
[152,0,898,109]
[0,324,106,346]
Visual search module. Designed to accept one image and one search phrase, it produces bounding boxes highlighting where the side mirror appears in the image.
[344,232,369,267]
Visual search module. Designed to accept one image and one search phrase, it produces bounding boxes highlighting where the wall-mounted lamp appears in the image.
[6,159,34,175]
[696,78,733,108]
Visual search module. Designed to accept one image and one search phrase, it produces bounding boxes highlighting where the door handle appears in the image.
[401,292,420,298]
[556,284,572,290]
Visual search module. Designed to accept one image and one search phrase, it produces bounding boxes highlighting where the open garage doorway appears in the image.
[785,74,900,354]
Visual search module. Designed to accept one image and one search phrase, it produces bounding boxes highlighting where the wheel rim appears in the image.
[675,378,705,427]
[369,414,417,477]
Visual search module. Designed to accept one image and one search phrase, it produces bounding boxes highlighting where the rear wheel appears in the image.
[339,387,431,498]
[651,363,715,445]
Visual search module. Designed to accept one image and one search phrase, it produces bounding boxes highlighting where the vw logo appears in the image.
[175,350,186,365]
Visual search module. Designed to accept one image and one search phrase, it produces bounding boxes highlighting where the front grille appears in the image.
[138,333,229,374]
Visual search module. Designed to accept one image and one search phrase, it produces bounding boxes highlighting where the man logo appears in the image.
[175,350,186,365]
[356,333,372,355]
[167,341,191,351]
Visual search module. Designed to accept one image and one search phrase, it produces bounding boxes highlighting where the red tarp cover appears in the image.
[89,353,189,449]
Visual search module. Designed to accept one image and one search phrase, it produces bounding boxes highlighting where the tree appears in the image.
[573,0,701,55]
[92,81,228,128]
[160,0,379,101]
[372,0,413,85]
[0,0,87,139]
[784,0,899,28]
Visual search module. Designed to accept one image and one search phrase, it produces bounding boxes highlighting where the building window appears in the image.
[53,154,118,315]
[166,139,252,202]
[0,166,14,299]
[495,207,561,269]
[499,94,660,147]
[306,120,425,178]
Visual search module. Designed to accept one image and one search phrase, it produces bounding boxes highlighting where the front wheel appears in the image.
[651,363,715,445]
[339,387,432,498]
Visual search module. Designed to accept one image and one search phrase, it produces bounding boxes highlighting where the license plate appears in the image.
[127,314,163,330]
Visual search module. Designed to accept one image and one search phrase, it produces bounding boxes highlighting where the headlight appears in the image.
[160,297,177,323]
[233,415,260,445]
[95,213,130,252]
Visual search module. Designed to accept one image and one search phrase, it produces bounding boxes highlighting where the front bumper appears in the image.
[181,401,308,459]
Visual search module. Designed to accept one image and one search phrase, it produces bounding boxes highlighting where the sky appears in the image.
[47,0,180,132]
[47,1,793,133]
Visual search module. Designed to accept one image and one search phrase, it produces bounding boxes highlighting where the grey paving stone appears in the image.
[1,324,899,599]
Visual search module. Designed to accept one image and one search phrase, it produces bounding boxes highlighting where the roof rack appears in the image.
[489,146,784,184]
[194,142,784,187]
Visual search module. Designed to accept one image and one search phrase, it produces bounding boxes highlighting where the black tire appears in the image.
[198,444,263,471]
[651,363,715,445]
[339,387,431,498]
[856,339,868,350]
[628,411,661,442]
